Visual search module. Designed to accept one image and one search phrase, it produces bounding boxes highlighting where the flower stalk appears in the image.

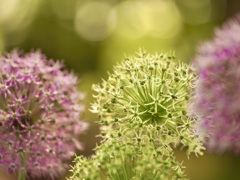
[18,152,26,180]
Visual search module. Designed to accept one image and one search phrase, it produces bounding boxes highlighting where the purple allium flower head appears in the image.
[0,50,88,178]
[189,15,240,153]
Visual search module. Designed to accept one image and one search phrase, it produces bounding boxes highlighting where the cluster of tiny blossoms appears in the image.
[70,50,204,179]
[70,137,186,180]
[0,50,87,178]
[189,15,240,153]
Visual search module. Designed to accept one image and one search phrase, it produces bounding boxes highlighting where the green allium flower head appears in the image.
[92,50,203,155]
[70,137,187,180]
[69,50,204,180]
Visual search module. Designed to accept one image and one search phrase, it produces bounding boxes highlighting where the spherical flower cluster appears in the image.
[0,50,87,179]
[91,50,203,155]
[189,15,240,153]
[70,50,204,180]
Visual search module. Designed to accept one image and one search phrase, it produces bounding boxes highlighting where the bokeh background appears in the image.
[0,0,240,179]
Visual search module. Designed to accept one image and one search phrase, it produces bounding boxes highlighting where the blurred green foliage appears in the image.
[1,0,240,179]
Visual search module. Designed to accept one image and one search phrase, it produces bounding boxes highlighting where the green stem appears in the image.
[18,169,26,180]
[18,152,26,180]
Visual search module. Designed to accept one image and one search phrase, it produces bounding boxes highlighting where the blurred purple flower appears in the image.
[0,50,88,179]
[189,15,240,153]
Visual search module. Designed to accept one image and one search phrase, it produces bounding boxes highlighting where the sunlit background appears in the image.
[0,0,240,179]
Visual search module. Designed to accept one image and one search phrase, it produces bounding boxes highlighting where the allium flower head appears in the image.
[70,50,204,180]
[70,137,186,180]
[92,50,203,155]
[189,15,240,153]
[0,50,87,178]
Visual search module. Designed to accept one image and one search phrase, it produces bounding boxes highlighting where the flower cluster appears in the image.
[189,15,240,153]
[70,50,204,179]
[92,50,203,155]
[70,137,186,180]
[0,50,87,179]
